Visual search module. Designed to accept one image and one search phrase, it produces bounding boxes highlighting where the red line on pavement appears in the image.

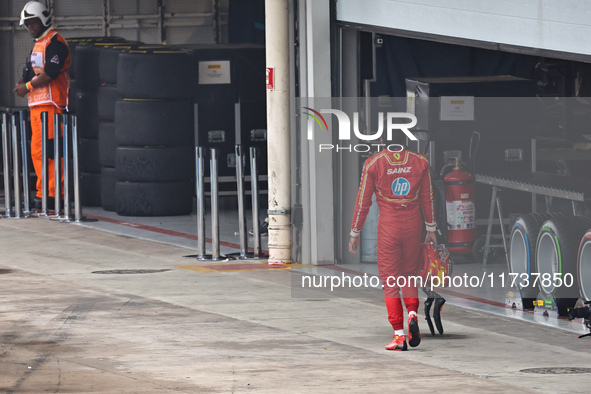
[84,214,269,254]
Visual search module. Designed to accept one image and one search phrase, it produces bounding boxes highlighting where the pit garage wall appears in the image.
[335,0,591,266]
[336,0,591,61]
[0,0,228,108]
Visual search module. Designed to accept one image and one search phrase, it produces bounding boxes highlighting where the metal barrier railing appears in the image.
[1,107,29,219]
[210,147,222,260]
[51,113,61,219]
[0,109,85,222]
[228,144,264,260]
[71,116,84,222]
[184,144,266,261]
[19,110,31,216]
[196,146,206,259]
[1,112,12,218]
[250,147,262,258]
[235,144,248,259]
[11,112,22,218]
[2,105,263,260]
[40,111,49,216]
[62,115,72,222]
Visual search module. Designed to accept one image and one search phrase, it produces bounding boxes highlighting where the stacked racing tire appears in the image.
[535,215,591,315]
[97,43,143,211]
[114,48,195,216]
[577,229,591,302]
[69,37,127,207]
[509,212,562,306]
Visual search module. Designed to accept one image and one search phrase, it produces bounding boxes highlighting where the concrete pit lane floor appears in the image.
[1,217,591,393]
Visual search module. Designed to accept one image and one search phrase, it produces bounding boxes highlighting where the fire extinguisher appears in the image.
[443,158,476,254]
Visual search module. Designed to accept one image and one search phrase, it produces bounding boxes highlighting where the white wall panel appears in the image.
[337,0,591,58]
[53,0,103,17]
[1,0,221,106]
[112,0,158,15]
[166,25,215,45]
[165,0,212,14]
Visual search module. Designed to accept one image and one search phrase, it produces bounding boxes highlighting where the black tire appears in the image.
[509,213,556,299]
[115,146,194,182]
[100,166,117,212]
[98,122,116,167]
[68,37,127,79]
[75,41,129,91]
[531,211,564,225]
[75,91,99,138]
[67,44,81,79]
[115,100,194,146]
[80,171,102,207]
[97,84,120,121]
[99,45,131,84]
[99,46,122,85]
[74,45,102,92]
[117,50,194,99]
[68,79,77,114]
[536,215,591,301]
[67,41,88,80]
[577,230,591,301]
[115,181,194,216]
[98,42,148,84]
[79,138,101,173]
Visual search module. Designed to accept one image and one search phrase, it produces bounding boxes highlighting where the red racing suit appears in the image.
[351,148,436,330]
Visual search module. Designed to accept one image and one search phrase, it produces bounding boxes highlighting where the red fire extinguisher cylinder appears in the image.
[444,162,477,254]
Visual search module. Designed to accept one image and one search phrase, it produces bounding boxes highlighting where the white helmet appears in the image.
[20,1,52,27]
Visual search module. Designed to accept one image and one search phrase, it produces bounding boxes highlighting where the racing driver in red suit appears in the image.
[349,146,437,351]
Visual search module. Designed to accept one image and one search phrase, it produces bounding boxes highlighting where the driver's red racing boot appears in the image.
[385,334,407,351]
[408,315,421,347]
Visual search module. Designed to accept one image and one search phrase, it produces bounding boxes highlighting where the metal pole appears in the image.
[235,145,248,259]
[40,111,49,216]
[182,110,208,261]
[19,111,30,217]
[2,113,12,218]
[72,115,82,222]
[235,101,242,145]
[11,114,21,218]
[265,0,291,265]
[250,147,261,258]
[61,114,71,222]
[196,146,206,259]
[53,113,61,217]
[210,147,220,260]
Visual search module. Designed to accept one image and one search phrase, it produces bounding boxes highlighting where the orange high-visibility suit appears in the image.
[27,29,70,198]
